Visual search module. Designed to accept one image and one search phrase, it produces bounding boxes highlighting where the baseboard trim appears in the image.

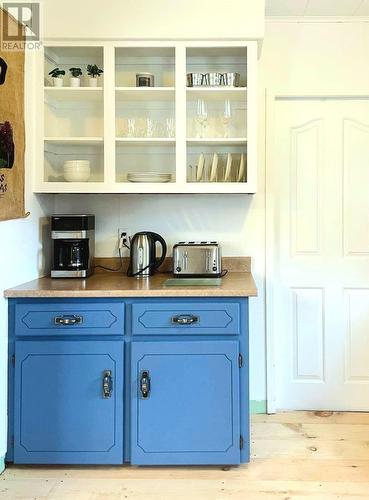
[250,400,267,414]
[0,455,5,475]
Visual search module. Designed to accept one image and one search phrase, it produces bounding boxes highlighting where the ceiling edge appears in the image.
[265,15,369,23]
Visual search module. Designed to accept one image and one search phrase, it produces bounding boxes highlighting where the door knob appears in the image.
[140,370,150,399]
[102,370,112,398]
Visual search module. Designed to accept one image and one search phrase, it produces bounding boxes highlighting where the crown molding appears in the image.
[266,16,369,23]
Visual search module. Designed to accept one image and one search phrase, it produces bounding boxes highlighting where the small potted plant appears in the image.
[69,67,82,87]
[87,64,103,87]
[48,68,65,87]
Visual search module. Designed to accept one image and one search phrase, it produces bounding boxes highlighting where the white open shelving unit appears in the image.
[35,41,257,193]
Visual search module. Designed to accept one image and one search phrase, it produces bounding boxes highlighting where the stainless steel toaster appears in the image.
[173,242,222,278]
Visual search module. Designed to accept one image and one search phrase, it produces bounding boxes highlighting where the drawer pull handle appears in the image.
[102,370,113,398]
[54,315,83,326]
[172,314,199,325]
[140,370,150,399]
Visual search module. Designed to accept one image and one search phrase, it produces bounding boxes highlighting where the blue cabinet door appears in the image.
[131,340,240,465]
[14,340,124,464]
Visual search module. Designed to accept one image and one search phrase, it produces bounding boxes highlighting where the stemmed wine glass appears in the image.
[222,99,232,138]
[196,99,208,138]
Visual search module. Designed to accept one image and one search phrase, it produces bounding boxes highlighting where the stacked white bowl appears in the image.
[63,160,91,182]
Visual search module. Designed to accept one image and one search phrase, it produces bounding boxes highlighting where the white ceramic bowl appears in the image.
[63,164,91,182]
[64,160,90,167]
[64,159,90,163]
[63,165,90,171]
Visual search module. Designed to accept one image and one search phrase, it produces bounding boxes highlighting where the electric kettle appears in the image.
[128,232,167,278]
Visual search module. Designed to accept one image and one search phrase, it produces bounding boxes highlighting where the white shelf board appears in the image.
[44,87,103,102]
[115,87,175,101]
[34,181,255,194]
[116,137,175,146]
[35,182,105,193]
[187,138,247,146]
[44,137,104,146]
[186,87,247,101]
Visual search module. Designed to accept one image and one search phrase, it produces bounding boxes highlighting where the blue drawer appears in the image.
[14,301,124,336]
[131,301,240,335]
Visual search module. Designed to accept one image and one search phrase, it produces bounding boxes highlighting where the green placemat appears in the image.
[163,278,222,287]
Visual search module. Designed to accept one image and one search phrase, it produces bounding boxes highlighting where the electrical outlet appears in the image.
[118,228,130,248]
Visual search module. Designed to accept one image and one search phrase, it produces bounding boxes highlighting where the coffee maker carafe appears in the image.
[128,231,167,278]
[51,215,95,278]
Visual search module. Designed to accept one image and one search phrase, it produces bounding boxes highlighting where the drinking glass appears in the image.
[196,99,208,138]
[127,118,135,137]
[136,117,146,137]
[166,117,175,138]
[222,100,232,138]
[146,118,155,137]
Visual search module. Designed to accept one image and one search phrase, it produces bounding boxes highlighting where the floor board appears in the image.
[2,411,369,499]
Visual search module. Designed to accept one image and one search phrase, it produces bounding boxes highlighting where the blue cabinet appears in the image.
[14,340,124,464]
[131,301,241,335]
[14,301,124,336]
[8,297,249,466]
[131,340,240,465]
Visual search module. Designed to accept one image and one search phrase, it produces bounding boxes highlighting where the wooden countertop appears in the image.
[4,271,257,298]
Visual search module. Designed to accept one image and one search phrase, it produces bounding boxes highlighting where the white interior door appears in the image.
[269,96,369,411]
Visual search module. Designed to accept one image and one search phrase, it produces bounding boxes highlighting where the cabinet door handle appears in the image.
[54,315,83,326]
[102,370,113,398]
[140,370,150,399]
[172,314,199,325]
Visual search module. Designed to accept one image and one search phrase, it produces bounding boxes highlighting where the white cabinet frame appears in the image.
[34,40,257,194]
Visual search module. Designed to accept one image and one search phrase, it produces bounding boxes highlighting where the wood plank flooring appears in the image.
[2,411,369,499]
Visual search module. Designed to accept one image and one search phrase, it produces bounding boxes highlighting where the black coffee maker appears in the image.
[51,215,95,278]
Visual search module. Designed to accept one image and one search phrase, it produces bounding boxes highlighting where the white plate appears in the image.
[127,175,170,178]
[237,153,245,182]
[196,153,205,182]
[224,153,232,182]
[127,172,171,177]
[128,176,172,183]
[210,153,218,182]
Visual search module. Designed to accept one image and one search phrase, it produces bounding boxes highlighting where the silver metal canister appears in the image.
[221,72,240,87]
[136,73,155,87]
[207,72,223,86]
[187,73,205,87]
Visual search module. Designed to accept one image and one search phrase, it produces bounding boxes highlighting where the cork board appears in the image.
[0,8,25,221]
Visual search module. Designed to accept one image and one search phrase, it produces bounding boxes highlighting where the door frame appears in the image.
[265,90,369,413]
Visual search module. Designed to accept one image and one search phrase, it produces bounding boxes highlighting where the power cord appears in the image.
[94,232,130,273]
[94,247,123,272]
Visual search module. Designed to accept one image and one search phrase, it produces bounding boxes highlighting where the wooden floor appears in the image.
[2,412,369,499]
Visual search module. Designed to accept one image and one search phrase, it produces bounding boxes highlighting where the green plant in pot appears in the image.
[49,68,65,87]
[69,67,82,87]
[87,64,103,87]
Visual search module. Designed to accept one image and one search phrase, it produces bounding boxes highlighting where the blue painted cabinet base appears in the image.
[7,297,250,466]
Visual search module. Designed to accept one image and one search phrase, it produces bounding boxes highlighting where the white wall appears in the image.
[0,53,53,468]
[261,20,369,91]
[41,0,265,41]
